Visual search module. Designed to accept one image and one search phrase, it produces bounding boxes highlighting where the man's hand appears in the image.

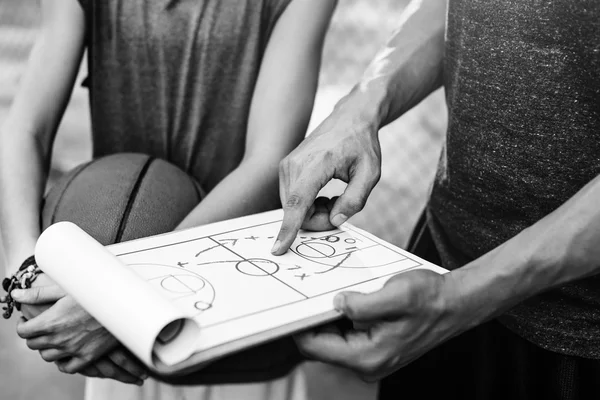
[272,96,383,255]
[14,290,118,372]
[294,269,467,382]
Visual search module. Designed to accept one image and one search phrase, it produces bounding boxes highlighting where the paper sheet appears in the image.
[104,210,447,360]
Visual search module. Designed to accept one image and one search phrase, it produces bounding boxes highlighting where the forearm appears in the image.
[175,159,280,230]
[0,0,85,276]
[0,129,48,276]
[334,0,446,131]
[449,173,600,330]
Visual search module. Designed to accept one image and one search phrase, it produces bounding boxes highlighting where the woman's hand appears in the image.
[14,291,118,372]
[77,347,149,385]
[12,273,64,320]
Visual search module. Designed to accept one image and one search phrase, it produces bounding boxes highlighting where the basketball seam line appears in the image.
[50,160,94,225]
[191,175,204,203]
[114,156,154,243]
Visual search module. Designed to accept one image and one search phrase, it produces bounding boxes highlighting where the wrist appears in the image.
[2,233,39,277]
[445,237,539,330]
[334,82,391,135]
[4,247,37,277]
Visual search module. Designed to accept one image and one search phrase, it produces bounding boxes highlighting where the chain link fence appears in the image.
[0,1,446,399]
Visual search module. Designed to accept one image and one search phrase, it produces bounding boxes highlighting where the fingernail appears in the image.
[271,240,281,254]
[331,214,348,227]
[11,289,23,299]
[333,294,345,312]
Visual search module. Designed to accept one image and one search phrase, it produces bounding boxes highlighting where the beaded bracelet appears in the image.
[0,256,43,319]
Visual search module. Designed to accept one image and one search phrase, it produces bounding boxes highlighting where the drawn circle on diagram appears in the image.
[295,242,336,258]
[162,274,206,293]
[236,258,279,276]
[345,238,357,244]
[126,263,216,315]
[194,301,212,311]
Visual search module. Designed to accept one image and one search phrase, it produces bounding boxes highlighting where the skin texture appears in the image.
[1,0,336,385]
[271,0,600,382]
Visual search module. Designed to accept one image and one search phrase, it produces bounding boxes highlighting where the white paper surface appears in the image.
[35,222,200,367]
[104,209,448,360]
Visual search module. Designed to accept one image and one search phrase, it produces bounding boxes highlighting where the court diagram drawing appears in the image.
[127,263,216,317]
[116,219,426,328]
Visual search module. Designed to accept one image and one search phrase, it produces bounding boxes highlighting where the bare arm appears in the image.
[452,173,600,328]
[177,0,337,229]
[273,0,447,254]
[0,0,85,276]
[349,0,446,127]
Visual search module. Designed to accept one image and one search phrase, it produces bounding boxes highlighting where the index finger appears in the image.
[272,178,323,255]
[16,304,58,339]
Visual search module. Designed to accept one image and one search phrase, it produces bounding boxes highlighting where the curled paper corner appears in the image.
[153,317,202,366]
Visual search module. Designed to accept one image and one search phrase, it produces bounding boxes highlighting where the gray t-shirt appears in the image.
[429,0,600,357]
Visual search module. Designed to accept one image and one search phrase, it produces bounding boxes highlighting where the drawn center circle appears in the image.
[295,242,336,258]
[236,259,279,276]
[161,275,206,293]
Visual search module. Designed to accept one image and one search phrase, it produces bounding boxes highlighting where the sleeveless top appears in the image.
[79,0,290,192]
[77,0,301,385]
[428,0,600,357]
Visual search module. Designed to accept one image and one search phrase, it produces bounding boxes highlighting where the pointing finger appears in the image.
[272,179,323,255]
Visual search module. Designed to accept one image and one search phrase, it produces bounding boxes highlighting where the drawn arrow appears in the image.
[219,238,239,246]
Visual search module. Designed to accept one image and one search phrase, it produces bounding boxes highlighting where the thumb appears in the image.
[11,285,65,305]
[330,159,380,227]
[333,291,390,321]
[333,279,410,321]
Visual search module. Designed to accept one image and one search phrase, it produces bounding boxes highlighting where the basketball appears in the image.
[41,153,203,244]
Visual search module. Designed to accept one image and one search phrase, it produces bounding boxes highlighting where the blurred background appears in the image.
[0,0,446,398]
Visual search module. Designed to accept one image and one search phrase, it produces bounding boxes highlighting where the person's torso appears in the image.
[80,0,289,191]
[428,0,600,358]
[77,0,305,383]
[431,0,600,266]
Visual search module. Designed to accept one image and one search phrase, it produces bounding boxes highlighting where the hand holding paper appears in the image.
[33,222,201,368]
[12,273,64,320]
[16,294,118,366]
